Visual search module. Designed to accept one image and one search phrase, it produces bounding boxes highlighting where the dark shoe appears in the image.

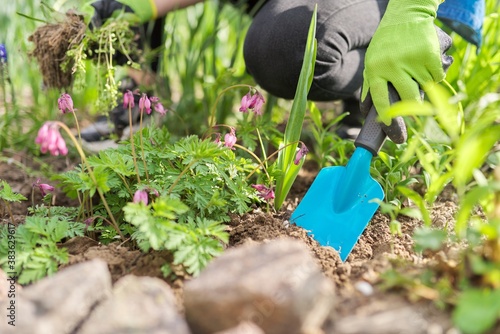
[341,98,363,128]
[334,98,362,140]
[80,115,114,142]
[336,124,361,140]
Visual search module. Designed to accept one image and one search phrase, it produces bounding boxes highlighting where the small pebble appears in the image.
[354,281,373,296]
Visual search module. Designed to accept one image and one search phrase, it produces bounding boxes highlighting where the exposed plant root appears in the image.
[28,11,86,89]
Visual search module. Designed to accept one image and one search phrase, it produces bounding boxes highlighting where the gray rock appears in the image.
[214,321,265,334]
[0,258,111,334]
[184,238,335,334]
[331,306,431,334]
[0,268,21,303]
[78,275,190,334]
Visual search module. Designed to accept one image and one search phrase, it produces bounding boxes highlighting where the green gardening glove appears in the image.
[361,0,445,131]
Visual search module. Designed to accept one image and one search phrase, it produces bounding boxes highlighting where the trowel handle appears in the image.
[354,107,386,156]
[354,84,403,156]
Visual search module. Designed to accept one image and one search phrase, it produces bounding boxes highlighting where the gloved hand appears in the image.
[90,0,133,29]
[360,0,453,144]
[89,0,158,66]
[90,0,157,28]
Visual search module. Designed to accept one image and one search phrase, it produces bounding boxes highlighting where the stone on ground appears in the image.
[78,275,190,334]
[0,259,111,334]
[184,237,335,334]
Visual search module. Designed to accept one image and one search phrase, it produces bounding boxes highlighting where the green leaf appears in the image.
[124,202,170,250]
[453,288,500,334]
[0,180,27,202]
[399,207,423,220]
[153,197,189,219]
[455,184,497,237]
[88,150,136,177]
[454,124,500,188]
[425,83,463,140]
[274,5,317,209]
[396,186,431,226]
[379,100,435,125]
[413,226,447,253]
[0,215,70,284]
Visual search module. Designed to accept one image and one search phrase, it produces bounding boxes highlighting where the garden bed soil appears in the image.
[0,152,470,331]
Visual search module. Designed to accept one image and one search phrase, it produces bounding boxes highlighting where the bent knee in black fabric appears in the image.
[244,2,313,100]
[244,0,389,102]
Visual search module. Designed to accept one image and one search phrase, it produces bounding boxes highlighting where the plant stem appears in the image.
[139,111,150,183]
[243,140,302,181]
[5,201,15,225]
[233,143,271,181]
[167,160,196,195]
[71,111,82,145]
[256,128,268,169]
[57,122,124,239]
[206,84,254,132]
[128,105,141,184]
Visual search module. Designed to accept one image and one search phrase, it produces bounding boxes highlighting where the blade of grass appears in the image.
[274,5,317,209]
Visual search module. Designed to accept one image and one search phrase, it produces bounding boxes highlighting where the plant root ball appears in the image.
[28,11,86,90]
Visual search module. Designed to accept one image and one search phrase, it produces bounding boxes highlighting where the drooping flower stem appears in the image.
[55,121,124,239]
[3,200,14,226]
[71,111,82,145]
[138,111,150,183]
[232,143,271,182]
[207,84,255,132]
[167,160,197,195]
[243,140,305,181]
[128,105,142,185]
[256,128,268,169]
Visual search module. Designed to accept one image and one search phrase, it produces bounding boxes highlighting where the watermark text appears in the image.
[6,222,16,326]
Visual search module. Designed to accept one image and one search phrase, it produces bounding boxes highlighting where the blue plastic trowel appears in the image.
[291,104,388,261]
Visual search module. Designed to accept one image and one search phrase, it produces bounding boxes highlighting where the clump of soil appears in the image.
[28,11,86,89]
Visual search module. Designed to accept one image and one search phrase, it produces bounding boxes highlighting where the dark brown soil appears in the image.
[28,11,86,89]
[0,150,472,331]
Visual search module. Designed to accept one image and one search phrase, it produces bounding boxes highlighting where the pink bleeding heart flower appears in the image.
[33,178,55,197]
[35,122,68,156]
[239,90,265,115]
[224,127,237,150]
[239,92,252,113]
[251,184,275,202]
[154,102,167,115]
[133,189,149,205]
[57,93,74,114]
[294,143,309,165]
[123,90,135,109]
[139,93,151,114]
[249,91,265,116]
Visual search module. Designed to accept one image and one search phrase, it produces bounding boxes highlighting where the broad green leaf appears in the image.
[396,186,431,225]
[424,83,463,140]
[378,100,434,125]
[399,207,423,220]
[308,101,323,129]
[453,288,500,334]
[413,226,447,253]
[0,180,27,202]
[455,182,500,237]
[454,125,500,188]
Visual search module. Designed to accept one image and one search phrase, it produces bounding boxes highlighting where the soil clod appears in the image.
[28,11,86,89]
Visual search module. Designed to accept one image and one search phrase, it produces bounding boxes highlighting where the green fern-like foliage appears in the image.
[0,180,27,203]
[56,128,258,225]
[124,196,228,276]
[0,208,85,284]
